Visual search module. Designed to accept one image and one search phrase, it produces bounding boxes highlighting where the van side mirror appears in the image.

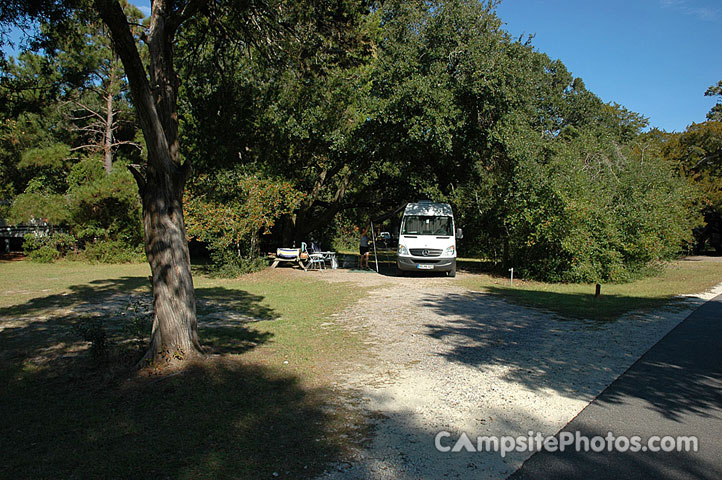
[456,228,463,239]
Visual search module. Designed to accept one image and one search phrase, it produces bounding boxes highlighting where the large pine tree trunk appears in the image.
[95,0,202,365]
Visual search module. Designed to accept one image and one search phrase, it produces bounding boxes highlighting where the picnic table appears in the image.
[270,248,337,271]
[270,248,307,271]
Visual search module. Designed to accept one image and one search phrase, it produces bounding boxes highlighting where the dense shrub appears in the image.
[22,231,77,262]
[83,240,145,264]
[28,245,61,263]
[500,133,699,282]
[185,169,303,276]
[67,158,143,248]
[12,157,144,262]
[331,215,362,252]
[208,250,269,278]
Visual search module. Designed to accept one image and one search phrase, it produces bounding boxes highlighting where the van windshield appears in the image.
[401,216,453,236]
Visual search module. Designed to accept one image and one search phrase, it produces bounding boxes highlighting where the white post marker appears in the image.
[370,220,379,273]
[509,267,514,286]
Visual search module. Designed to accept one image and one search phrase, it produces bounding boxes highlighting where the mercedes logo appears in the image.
[422,250,429,256]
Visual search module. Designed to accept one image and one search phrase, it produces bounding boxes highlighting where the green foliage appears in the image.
[208,250,270,278]
[2,12,143,261]
[11,156,143,260]
[331,214,361,252]
[662,121,722,252]
[185,169,304,273]
[19,143,71,170]
[67,158,143,247]
[665,121,722,210]
[478,122,700,282]
[83,239,145,264]
[10,192,71,225]
[705,81,722,122]
[22,231,77,262]
[27,245,61,263]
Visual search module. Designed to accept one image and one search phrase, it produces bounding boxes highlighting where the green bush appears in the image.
[331,215,361,253]
[83,240,146,264]
[68,158,143,248]
[502,136,699,283]
[28,245,61,263]
[208,248,269,278]
[456,122,700,283]
[23,232,77,262]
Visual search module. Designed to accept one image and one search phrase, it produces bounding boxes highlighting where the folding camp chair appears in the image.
[302,242,326,271]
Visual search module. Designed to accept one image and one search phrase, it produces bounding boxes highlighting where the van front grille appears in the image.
[409,248,442,257]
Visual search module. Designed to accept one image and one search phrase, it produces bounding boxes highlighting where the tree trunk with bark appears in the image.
[102,75,114,173]
[94,0,202,365]
[138,162,201,364]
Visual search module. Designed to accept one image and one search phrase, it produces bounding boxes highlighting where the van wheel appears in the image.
[447,264,456,278]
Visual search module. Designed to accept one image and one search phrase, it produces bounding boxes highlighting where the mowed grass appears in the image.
[459,257,722,321]
[0,260,368,480]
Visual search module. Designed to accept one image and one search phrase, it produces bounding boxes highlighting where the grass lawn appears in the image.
[459,257,722,321]
[0,260,369,480]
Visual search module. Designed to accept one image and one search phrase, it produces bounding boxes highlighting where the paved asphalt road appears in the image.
[509,293,722,480]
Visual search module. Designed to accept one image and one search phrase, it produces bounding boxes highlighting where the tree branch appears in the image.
[67,99,107,123]
[169,0,208,33]
[127,163,146,194]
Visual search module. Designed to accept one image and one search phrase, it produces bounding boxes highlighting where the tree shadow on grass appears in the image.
[0,275,151,317]
[483,285,689,323]
[0,357,357,480]
[0,277,281,364]
[0,275,361,478]
[196,287,279,323]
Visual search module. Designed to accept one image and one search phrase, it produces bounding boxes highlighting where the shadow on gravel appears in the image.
[418,289,716,419]
[419,292,617,398]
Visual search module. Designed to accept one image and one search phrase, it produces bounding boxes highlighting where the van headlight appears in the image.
[443,245,456,257]
[398,244,409,256]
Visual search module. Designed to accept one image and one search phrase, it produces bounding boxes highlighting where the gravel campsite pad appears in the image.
[313,270,722,480]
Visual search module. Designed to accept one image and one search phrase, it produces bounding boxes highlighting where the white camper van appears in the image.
[396,201,461,277]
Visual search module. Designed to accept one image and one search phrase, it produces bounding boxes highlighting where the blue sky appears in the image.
[495,0,722,132]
